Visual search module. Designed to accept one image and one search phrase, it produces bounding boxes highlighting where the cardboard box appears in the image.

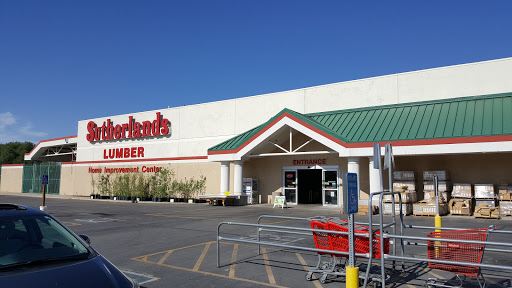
[500,202,512,216]
[474,184,496,199]
[344,205,378,216]
[499,192,512,201]
[393,181,416,192]
[452,183,473,198]
[449,198,473,215]
[474,202,500,219]
[423,191,449,203]
[475,199,496,207]
[383,203,412,215]
[413,201,448,216]
[383,191,417,203]
[423,171,449,181]
[393,171,415,181]
[423,181,451,192]
[498,185,512,200]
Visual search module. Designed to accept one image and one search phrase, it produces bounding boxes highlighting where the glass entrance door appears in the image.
[283,170,297,204]
[322,170,338,206]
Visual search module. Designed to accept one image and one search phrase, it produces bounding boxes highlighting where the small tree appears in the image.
[90,174,97,196]
[132,173,148,199]
[174,175,206,200]
[151,168,175,199]
[98,174,111,197]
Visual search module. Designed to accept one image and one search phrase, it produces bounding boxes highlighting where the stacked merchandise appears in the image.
[449,184,474,216]
[474,184,499,219]
[355,205,378,216]
[498,185,512,217]
[413,171,450,216]
[382,171,417,215]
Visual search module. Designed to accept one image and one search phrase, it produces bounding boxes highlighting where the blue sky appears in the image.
[1,1,511,144]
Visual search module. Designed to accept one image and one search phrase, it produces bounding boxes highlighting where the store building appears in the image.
[2,57,512,207]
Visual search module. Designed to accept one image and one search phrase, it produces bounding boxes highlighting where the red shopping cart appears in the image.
[426,228,489,288]
[307,218,390,284]
[327,219,389,259]
[306,220,342,282]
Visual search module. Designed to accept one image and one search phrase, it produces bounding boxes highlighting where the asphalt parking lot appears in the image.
[1,193,512,288]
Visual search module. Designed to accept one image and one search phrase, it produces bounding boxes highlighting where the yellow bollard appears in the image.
[346,266,359,288]
[435,214,442,232]
[435,214,442,257]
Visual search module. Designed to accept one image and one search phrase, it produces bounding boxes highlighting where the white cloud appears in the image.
[0,112,16,129]
[19,123,48,137]
[0,112,48,144]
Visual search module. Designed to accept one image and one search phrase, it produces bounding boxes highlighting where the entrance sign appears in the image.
[342,172,358,215]
[41,175,49,185]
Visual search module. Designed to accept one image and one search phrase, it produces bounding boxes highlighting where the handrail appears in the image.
[217,221,372,268]
[404,224,512,234]
[218,208,512,287]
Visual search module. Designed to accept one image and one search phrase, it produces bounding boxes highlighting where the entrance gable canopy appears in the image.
[208,93,512,161]
[208,109,347,161]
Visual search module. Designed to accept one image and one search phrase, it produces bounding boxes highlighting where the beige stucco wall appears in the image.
[60,162,221,197]
[0,166,23,193]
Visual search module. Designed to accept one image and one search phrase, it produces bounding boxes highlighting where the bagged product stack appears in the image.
[498,185,512,217]
[449,183,474,216]
[383,171,417,215]
[474,184,499,219]
[413,171,450,216]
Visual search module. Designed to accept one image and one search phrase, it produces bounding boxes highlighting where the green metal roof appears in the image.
[208,93,512,153]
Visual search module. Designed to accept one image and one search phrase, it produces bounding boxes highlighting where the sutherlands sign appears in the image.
[86,112,170,142]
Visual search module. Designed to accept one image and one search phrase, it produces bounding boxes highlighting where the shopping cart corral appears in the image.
[216,191,512,287]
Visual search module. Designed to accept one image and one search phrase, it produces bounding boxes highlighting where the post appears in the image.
[42,185,46,206]
[342,172,359,288]
[434,176,442,232]
[40,175,48,212]
[346,213,359,288]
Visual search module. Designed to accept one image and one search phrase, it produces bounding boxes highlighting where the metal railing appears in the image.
[216,191,512,287]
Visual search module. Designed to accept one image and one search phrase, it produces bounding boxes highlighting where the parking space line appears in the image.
[157,250,174,265]
[425,269,444,279]
[296,253,323,288]
[193,243,211,271]
[133,250,287,288]
[229,244,238,278]
[261,248,277,285]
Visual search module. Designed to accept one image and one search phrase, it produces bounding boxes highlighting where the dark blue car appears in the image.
[0,204,138,288]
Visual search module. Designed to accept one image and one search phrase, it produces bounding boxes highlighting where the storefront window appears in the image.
[323,170,338,205]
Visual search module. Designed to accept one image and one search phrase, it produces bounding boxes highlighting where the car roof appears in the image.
[0,204,47,217]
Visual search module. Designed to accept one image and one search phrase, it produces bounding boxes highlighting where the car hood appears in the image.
[0,255,134,288]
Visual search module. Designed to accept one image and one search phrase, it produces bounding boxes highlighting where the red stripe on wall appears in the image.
[62,155,208,165]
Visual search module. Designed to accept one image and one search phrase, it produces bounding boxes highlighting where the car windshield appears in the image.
[0,214,90,269]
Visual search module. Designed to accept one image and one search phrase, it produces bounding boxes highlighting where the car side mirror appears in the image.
[79,234,91,245]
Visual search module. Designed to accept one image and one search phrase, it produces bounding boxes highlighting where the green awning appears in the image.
[208,93,512,153]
